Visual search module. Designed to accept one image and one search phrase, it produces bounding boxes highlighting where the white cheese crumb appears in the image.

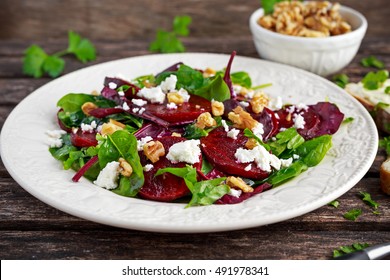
[293,113,306,129]
[132,107,139,113]
[178,88,190,102]
[143,164,154,172]
[221,120,229,132]
[235,145,281,173]
[118,91,125,97]
[167,102,178,110]
[239,101,250,108]
[132,99,148,106]
[108,82,117,89]
[122,102,130,111]
[160,74,177,92]
[137,86,166,104]
[286,105,296,114]
[93,161,120,190]
[46,129,67,139]
[48,138,63,148]
[227,128,240,139]
[280,157,293,168]
[233,85,242,96]
[139,107,145,114]
[80,121,97,133]
[269,96,283,110]
[229,188,242,198]
[244,164,252,171]
[293,154,300,160]
[252,123,264,140]
[166,139,201,164]
[296,103,308,111]
[137,136,153,151]
[246,90,255,99]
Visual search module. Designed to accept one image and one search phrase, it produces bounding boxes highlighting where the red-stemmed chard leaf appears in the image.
[215,182,272,204]
[223,51,237,98]
[72,155,99,182]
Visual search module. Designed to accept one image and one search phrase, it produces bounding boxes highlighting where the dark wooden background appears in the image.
[0,0,389,260]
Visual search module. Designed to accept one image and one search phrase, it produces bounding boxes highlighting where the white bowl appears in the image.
[249,5,367,76]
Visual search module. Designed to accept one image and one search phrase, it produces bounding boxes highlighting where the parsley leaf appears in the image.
[333,243,370,258]
[149,16,192,53]
[23,31,96,78]
[362,70,389,90]
[328,200,339,208]
[379,136,390,156]
[343,208,362,221]
[67,31,97,63]
[262,0,285,14]
[359,191,379,209]
[360,56,385,69]
[23,45,48,78]
[332,73,349,89]
[385,86,390,94]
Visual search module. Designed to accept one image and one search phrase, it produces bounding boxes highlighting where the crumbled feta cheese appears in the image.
[244,164,252,171]
[235,145,281,173]
[274,113,280,119]
[293,154,300,160]
[286,105,296,114]
[227,128,240,139]
[166,139,201,164]
[132,99,147,106]
[48,138,63,148]
[167,102,178,110]
[118,91,125,97]
[246,90,255,99]
[137,86,166,104]
[293,113,305,129]
[296,103,308,111]
[46,129,67,139]
[229,188,242,198]
[178,88,190,102]
[269,96,283,110]
[132,107,139,113]
[160,74,177,92]
[93,161,120,190]
[279,127,287,132]
[239,101,250,108]
[80,121,97,133]
[122,102,130,111]
[143,164,154,172]
[233,85,242,96]
[137,136,153,151]
[108,82,117,89]
[139,107,145,114]
[280,157,293,168]
[252,123,264,140]
[97,125,103,133]
[221,120,229,132]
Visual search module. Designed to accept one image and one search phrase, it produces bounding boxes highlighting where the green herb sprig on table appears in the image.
[23,31,96,78]
[149,15,192,53]
[332,74,349,89]
[333,243,370,258]
[343,208,362,221]
[360,56,385,69]
[362,70,389,90]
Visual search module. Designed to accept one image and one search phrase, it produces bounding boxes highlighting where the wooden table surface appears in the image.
[0,0,389,260]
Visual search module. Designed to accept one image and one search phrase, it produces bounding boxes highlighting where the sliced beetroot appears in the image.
[222,99,241,119]
[57,109,72,133]
[134,122,171,139]
[144,95,211,123]
[138,136,202,202]
[156,62,183,76]
[101,86,122,104]
[310,102,344,137]
[70,130,98,148]
[251,107,279,141]
[104,77,140,95]
[200,127,269,180]
[88,107,124,118]
[215,182,272,204]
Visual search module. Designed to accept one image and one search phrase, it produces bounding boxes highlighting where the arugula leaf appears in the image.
[295,135,332,167]
[332,73,349,89]
[333,243,370,258]
[359,191,379,209]
[201,159,214,175]
[194,75,231,102]
[97,130,144,197]
[23,45,47,78]
[57,93,95,113]
[262,0,285,14]
[67,31,97,63]
[243,128,270,151]
[173,15,192,36]
[187,178,230,208]
[267,160,308,186]
[343,209,362,221]
[267,128,304,156]
[360,56,385,69]
[362,70,389,90]
[328,200,340,208]
[230,71,252,88]
[156,166,229,207]
[149,15,191,53]
[183,123,209,139]
[175,64,205,92]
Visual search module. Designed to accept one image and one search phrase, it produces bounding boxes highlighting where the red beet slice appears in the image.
[200,127,269,180]
[138,136,202,202]
[144,95,211,123]
[70,130,98,147]
[215,182,272,204]
[88,107,124,118]
[56,109,72,133]
[251,107,279,141]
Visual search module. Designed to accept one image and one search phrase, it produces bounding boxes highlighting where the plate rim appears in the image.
[0,52,379,233]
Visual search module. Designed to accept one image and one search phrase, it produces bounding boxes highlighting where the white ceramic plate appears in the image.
[0,53,378,233]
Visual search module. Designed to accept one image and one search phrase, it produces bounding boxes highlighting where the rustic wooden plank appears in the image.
[0,229,388,260]
[0,0,388,41]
